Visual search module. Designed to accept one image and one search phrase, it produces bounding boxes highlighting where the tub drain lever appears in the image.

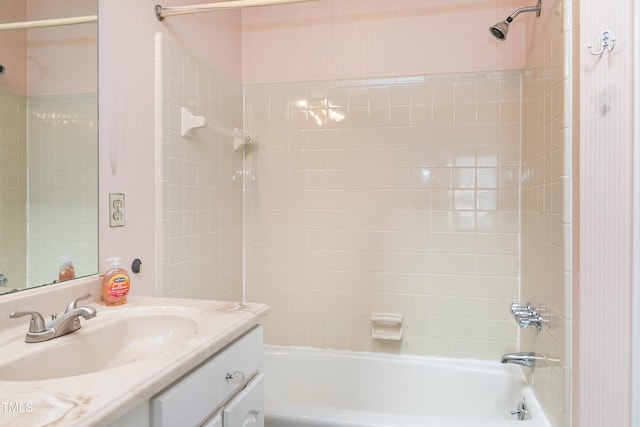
[510,401,529,421]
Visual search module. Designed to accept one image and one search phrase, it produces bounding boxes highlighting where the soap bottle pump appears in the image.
[101,257,130,306]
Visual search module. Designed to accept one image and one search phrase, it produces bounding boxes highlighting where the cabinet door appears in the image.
[202,412,222,427]
[223,374,264,427]
[152,327,263,427]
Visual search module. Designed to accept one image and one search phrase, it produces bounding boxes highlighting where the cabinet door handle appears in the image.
[225,371,246,386]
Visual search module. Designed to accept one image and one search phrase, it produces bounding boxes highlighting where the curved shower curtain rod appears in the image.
[0,15,97,32]
[155,0,319,20]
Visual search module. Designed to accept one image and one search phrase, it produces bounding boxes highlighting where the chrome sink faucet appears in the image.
[9,293,97,343]
[501,351,537,369]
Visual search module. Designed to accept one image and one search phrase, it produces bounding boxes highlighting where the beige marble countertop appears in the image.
[0,296,269,427]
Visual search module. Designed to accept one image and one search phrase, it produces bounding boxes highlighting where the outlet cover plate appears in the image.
[109,193,125,227]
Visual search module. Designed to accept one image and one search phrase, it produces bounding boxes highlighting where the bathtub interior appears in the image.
[264,346,550,426]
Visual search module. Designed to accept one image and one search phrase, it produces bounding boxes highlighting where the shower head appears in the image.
[490,20,510,40]
[490,0,541,41]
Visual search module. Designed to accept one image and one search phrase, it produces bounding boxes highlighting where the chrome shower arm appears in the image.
[507,0,541,22]
[490,0,541,40]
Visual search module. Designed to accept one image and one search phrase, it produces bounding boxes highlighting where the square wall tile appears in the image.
[245,71,524,362]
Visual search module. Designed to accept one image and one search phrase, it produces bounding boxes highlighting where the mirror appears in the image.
[0,1,98,294]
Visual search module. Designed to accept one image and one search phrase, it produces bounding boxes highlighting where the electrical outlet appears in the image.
[109,193,125,227]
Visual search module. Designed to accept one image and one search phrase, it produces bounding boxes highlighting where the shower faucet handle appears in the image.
[518,313,543,331]
[509,302,543,331]
[510,302,532,316]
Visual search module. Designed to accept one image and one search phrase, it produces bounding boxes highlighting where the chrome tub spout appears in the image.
[501,351,536,369]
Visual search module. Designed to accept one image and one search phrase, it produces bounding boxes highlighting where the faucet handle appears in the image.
[511,302,533,316]
[65,293,92,313]
[9,311,46,333]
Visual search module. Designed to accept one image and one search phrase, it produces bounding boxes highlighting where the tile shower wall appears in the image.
[27,93,98,287]
[244,71,522,359]
[155,34,244,300]
[0,89,26,291]
[521,1,571,425]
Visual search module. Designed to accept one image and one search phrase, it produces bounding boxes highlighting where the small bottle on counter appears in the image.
[58,256,76,282]
[101,257,130,306]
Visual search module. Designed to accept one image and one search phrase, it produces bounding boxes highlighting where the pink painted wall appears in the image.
[0,0,98,96]
[26,0,97,95]
[242,0,529,84]
[575,0,635,425]
[98,0,241,296]
[0,1,27,94]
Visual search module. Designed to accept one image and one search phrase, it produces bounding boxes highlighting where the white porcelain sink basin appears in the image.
[0,308,199,381]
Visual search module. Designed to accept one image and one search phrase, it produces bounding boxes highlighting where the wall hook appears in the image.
[587,30,615,56]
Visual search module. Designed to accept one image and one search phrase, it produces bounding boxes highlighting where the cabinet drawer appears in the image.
[152,326,263,427]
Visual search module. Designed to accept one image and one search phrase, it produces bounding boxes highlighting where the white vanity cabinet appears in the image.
[217,373,264,426]
[152,326,264,427]
[201,373,264,427]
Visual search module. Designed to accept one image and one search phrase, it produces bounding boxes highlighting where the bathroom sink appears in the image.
[0,294,269,427]
[0,309,199,381]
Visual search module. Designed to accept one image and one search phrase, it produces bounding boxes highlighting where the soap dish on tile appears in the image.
[371,313,403,341]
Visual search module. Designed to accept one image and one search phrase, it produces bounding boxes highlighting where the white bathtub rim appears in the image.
[266,389,548,427]
[266,397,547,427]
[264,345,551,427]
[265,344,527,378]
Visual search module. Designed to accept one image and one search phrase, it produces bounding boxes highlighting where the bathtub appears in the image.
[264,346,550,427]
